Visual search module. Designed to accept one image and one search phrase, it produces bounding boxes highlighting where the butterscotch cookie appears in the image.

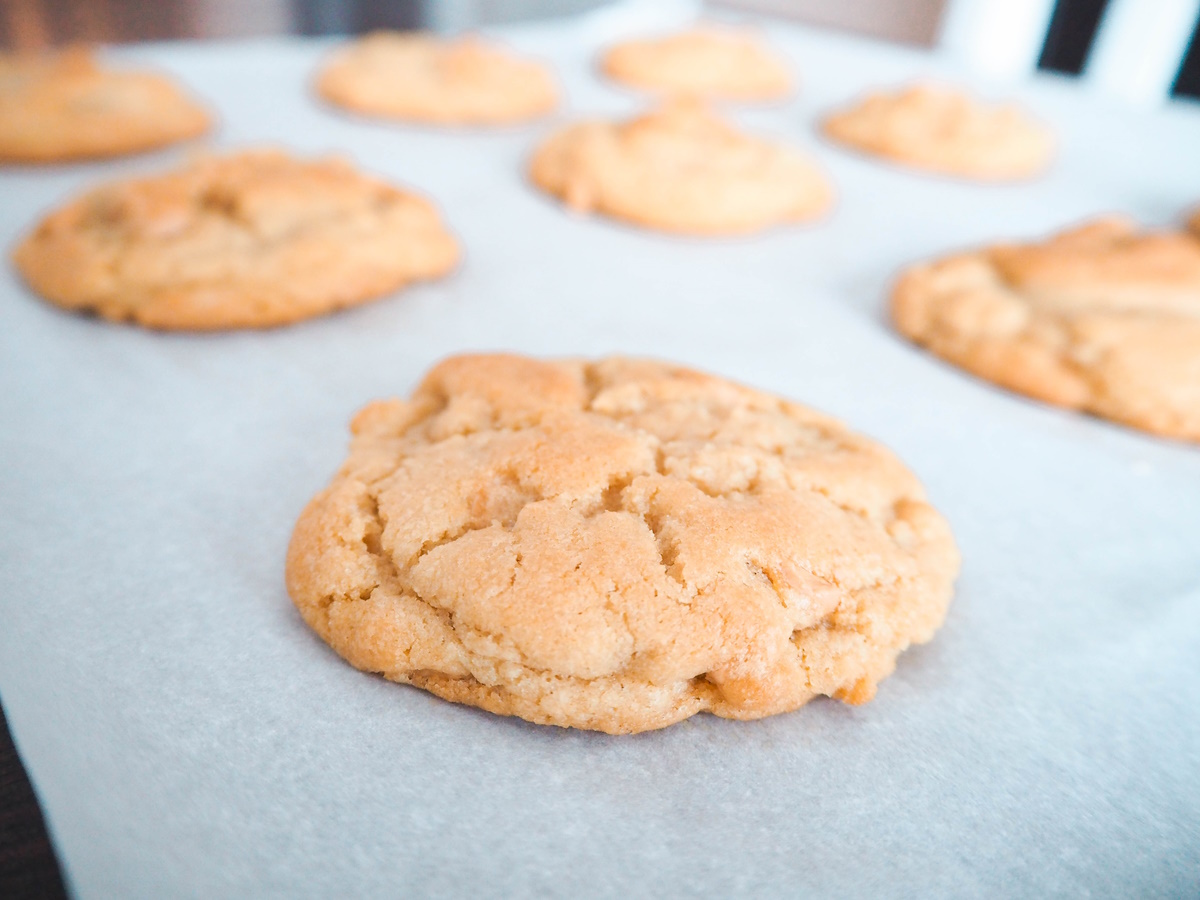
[822,84,1053,181]
[316,32,558,125]
[601,27,792,101]
[0,47,211,163]
[286,353,960,734]
[13,149,459,330]
[892,218,1200,441]
[529,101,832,235]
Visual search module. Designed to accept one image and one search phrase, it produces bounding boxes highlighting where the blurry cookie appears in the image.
[316,32,558,125]
[529,101,832,234]
[286,353,960,734]
[0,47,211,163]
[892,218,1200,440]
[1189,207,1200,236]
[823,84,1053,181]
[601,27,792,101]
[13,149,459,330]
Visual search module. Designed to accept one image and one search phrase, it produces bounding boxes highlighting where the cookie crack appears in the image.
[595,469,637,515]
[361,491,389,562]
[412,520,498,566]
[447,612,536,671]
[601,585,637,654]
[640,494,688,594]
[581,361,606,409]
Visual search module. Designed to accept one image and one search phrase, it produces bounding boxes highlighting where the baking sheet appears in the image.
[2,5,1200,897]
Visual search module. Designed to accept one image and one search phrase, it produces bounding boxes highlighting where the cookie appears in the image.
[601,27,792,101]
[1189,207,1200,236]
[529,101,832,235]
[316,32,558,125]
[0,46,211,163]
[822,84,1053,181]
[286,353,960,734]
[13,149,459,330]
[892,218,1200,441]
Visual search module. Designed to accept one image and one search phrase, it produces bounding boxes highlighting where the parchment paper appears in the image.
[2,5,1199,897]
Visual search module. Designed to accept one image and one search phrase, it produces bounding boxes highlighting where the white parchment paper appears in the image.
[2,7,1199,898]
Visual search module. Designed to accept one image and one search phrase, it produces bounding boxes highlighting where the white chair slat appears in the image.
[1083,0,1200,104]
[938,0,1058,81]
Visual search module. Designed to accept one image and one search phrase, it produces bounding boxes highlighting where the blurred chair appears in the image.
[3,0,1198,102]
[939,0,1059,80]
[1084,0,1200,103]
[938,0,1200,103]
[719,0,1199,102]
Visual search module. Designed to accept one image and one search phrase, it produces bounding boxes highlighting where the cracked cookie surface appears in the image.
[286,354,959,734]
[529,101,832,235]
[892,217,1200,441]
[601,28,792,101]
[13,148,459,330]
[0,47,210,163]
[316,32,558,125]
[822,84,1053,181]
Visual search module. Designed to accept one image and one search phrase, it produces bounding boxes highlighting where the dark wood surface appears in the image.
[0,701,68,900]
[1,0,190,50]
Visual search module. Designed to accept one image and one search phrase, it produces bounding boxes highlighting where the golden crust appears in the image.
[529,101,833,235]
[12,148,459,330]
[601,28,793,101]
[316,32,558,125]
[891,218,1200,441]
[286,354,960,734]
[823,84,1054,181]
[0,47,211,163]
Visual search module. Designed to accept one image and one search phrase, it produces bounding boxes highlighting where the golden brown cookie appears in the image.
[822,84,1054,181]
[892,218,1200,441]
[601,27,793,101]
[529,101,832,235]
[286,353,960,734]
[315,32,558,125]
[13,149,459,330]
[0,46,211,163]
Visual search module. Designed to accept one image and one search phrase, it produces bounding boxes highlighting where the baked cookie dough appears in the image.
[13,149,459,330]
[316,32,558,125]
[601,28,792,101]
[529,101,832,235]
[286,353,960,734]
[0,46,211,163]
[892,218,1200,441]
[822,84,1053,181]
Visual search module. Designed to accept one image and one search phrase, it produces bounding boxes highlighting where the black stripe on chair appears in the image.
[1038,0,1110,75]
[1037,0,1200,100]
[1172,10,1200,98]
